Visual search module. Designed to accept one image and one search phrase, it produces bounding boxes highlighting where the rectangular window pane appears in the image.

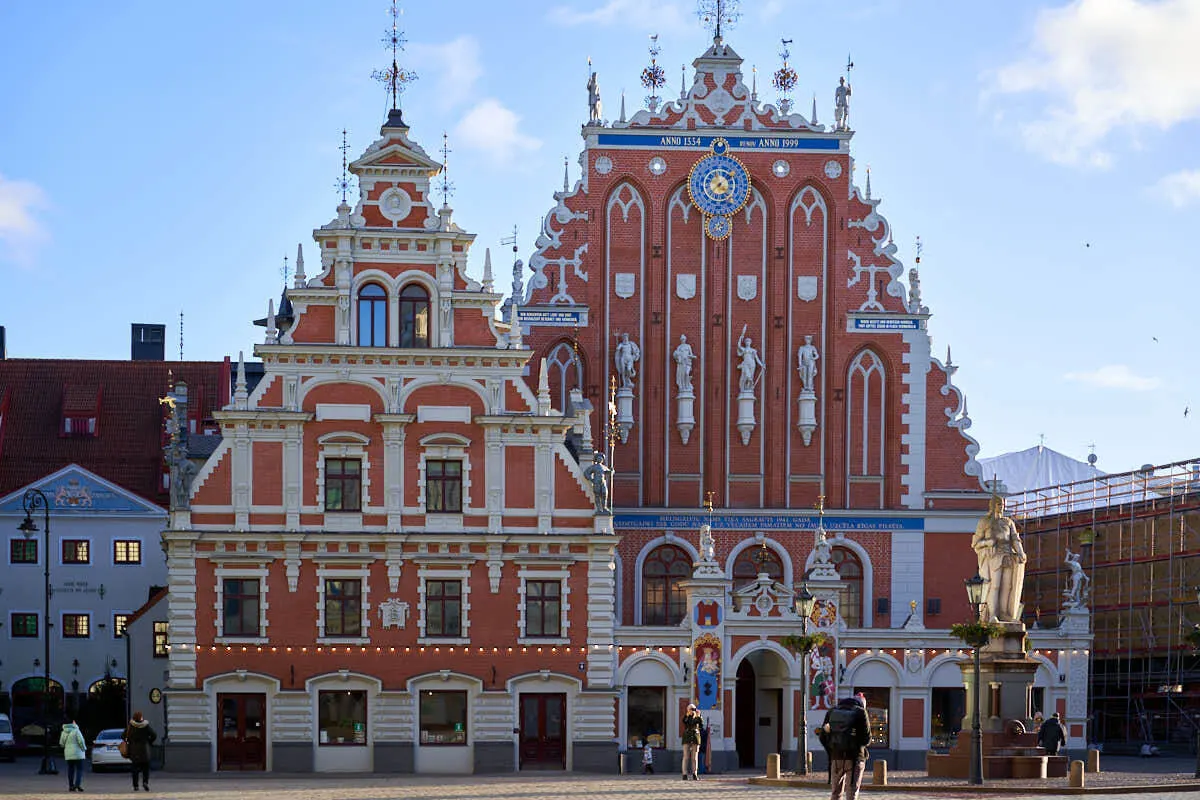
[63,613,90,638]
[324,458,362,512]
[153,621,169,657]
[10,539,37,564]
[223,578,260,637]
[324,579,361,637]
[425,460,463,513]
[419,690,467,745]
[114,614,130,638]
[426,580,461,637]
[62,540,89,564]
[12,613,38,637]
[318,690,367,746]
[626,687,666,749]
[114,540,141,564]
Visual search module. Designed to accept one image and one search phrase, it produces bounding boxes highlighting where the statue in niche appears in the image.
[582,452,611,513]
[673,334,696,393]
[699,522,715,563]
[834,76,852,130]
[614,333,641,389]
[971,494,1027,622]
[587,72,603,124]
[736,329,765,393]
[797,335,820,393]
[1063,549,1090,609]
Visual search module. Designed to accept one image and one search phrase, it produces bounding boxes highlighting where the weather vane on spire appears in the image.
[371,0,417,112]
[697,0,740,40]
[280,254,291,286]
[640,34,666,112]
[772,38,797,115]
[335,129,354,204]
[438,132,455,207]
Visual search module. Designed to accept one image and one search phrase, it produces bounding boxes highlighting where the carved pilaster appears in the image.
[585,545,617,688]
[283,424,302,531]
[486,543,503,593]
[284,540,301,592]
[386,540,404,592]
[484,429,505,533]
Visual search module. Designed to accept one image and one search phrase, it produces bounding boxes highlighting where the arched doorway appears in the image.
[734,650,789,769]
[10,677,64,746]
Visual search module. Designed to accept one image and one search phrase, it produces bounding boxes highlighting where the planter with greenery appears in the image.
[780,632,828,656]
[950,620,1005,649]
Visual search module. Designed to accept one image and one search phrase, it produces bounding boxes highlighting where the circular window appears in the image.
[772,159,790,178]
[648,156,667,176]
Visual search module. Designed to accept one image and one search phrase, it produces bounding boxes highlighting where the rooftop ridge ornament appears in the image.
[772,38,797,115]
[335,128,353,204]
[640,34,666,112]
[437,131,454,207]
[371,0,417,116]
[697,0,741,41]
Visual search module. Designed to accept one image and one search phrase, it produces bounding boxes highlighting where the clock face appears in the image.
[688,140,751,220]
[705,215,732,239]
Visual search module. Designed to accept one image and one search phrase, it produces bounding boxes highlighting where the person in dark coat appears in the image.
[123,711,157,792]
[815,695,870,800]
[1036,711,1066,756]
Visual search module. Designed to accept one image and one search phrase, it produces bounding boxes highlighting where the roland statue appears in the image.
[971,494,1027,623]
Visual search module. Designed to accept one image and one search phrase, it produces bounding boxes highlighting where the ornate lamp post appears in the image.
[18,488,57,776]
[794,585,817,775]
[963,573,989,786]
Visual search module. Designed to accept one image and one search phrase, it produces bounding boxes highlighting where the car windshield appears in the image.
[95,729,123,741]
[0,720,10,733]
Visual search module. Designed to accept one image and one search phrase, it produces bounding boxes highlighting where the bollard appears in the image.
[873,760,888,786]
[1069,760,1085,788]
[1086,748,1100,773]
[766,752,781,780]
[805,750,813,774]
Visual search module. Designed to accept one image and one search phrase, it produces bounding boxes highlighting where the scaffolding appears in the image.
[1008,457,1200,749]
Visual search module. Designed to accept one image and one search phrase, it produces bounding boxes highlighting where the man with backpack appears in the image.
[815,694,871,800]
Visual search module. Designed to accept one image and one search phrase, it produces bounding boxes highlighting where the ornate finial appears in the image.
[680,63,688,100]
[280,254,290,287]
[537,357,552,415]
[482,247,494,293]
[811,93,818,125]
[234,351,248,409]
[294,243,306,287]
[178,311,184,361]
[865,165,872,199]
[816,494,825,514]
[563,156,569,192]
[619,91,626,123]
[915,235,923,265]
[502,225,521,298]
[641,34,666,112]
[336,129,353,204]
[751,66,758,101]
[772,38,797,115]
[438,131,455,207]
[704,491,715,514]
[265,298,278,345]
[697,0,741,42]
[371,0,417,113]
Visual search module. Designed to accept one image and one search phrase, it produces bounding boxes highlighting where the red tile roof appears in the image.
[0,359,228,502]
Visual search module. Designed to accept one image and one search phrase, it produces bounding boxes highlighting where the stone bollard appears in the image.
[1086,748,1100,773]
[1069,760,1085,788]
[873,760,888,786]
[766,753,781,780]
[805,750,813,774]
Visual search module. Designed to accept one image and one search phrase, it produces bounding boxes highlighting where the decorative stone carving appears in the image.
[797,276,818,302]
[972,495,1027,622]
[735,327,764,445]
[582,453,612,514]
[699,522,715,563]
[587,72,603,124]
[614,333,640,390]
[594,155,613,175]
[487,544,504,593]
[797,335,820,393]
[736,275,757,301]
[676,273,696,300]
[834,76,852,131]
[614,272,636,299]
[1062,549,1091,610]
[673,335,696,393]
[379,599,410,629]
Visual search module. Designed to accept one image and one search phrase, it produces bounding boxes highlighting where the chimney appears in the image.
[0,325,6,360]
[131,323,166,361]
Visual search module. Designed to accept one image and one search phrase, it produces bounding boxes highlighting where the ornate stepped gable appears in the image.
[520,36,983,511]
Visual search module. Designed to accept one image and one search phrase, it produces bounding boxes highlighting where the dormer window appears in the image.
[357,283,388,347]
[399,284,430,348]
[60,384,101,438]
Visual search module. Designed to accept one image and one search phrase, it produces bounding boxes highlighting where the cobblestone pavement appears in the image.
[1,759,1197,800]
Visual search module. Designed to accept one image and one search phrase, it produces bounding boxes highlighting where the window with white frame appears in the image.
[316,433,372,513]
[113,539,141,564]
[214,563,269,643]
[518,568,570,644]
[418,566,470,644]
[316,564,371,644]
[417,435,472,518]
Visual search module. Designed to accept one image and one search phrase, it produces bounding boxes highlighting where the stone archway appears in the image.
[733,649,790,769]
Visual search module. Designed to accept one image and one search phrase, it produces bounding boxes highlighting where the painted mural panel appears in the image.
[694,632,721,710]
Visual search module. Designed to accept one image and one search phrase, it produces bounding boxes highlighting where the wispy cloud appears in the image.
[0,174,49,268]
[548,0,687,28]
[988,0,1200,168]
[1065,364,1161,391]
[1153,168,1200,207]
[409,36,483,111]
[454,99,542,163]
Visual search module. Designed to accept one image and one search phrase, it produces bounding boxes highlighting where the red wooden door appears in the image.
[519,693,565,769]
[217,693,266,771]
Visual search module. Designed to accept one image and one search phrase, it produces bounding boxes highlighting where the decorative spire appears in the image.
[438,131,454,208]
[619,91,626,123]
[280,254,290,287]
[234,351,248,409]
[563,156,569,192]
[915,235,922,265]
[811,93,818,125]
[751,66,758,102]
[865,166,872,199]
[640,34,666,112]
[265,299,278,344]
[537,357,552,415]
[371,0,418,118]
[179,311,184,361]
[482,247,494,293]
[680,63,688,100]
[336,129,353,205]
[697,0,741,42]
[772,38,797,116]
[293,243,306,288]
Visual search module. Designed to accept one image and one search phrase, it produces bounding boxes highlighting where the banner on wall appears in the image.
[694,633,721,711]
[809,640,837,712]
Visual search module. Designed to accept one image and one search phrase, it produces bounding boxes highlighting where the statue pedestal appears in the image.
[676,390,695,445]
[735,390,756,445]
[615,386,634,443]
[797,389,817,446]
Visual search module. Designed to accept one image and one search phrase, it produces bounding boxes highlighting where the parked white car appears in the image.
[0,715,14,762]
[90,728,131,771]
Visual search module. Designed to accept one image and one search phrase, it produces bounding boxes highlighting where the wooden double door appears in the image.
[217,693,266,771]
[519,693,565,770]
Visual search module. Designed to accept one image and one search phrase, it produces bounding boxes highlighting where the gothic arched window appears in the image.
[846,349,886,478]
[357,283,387,347]
[832,546,863,628]
[547,342,584,411]
[399,283,430,348]
[642,544,690,626]
[732,545,783,590]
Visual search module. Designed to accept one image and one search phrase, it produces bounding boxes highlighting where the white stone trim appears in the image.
[724,536,794,587]
[315,403,372,422]
[631,535,699,626]
[889,529,924,629]
[416,406,472,424]
[516,567,571,645]
[316,563,371,645]
[899,328,930,509]
[417,564,471,645]
[316,432,372,512]
[213,563,270,644]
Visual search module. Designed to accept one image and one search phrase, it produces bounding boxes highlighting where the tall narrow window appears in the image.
[12,613,38,638]
[399,284,431,348]
[324,458,362,512]
[324,579,362,637]
[832,546,863,628]
[357,283,388,347]
[547,342,584,411]
[642,545,690,626]
[113,614,130,638]
[524,580,562,637]
[223,578,261,637]
[153,622,169,657]
[846,350,886,477]
[425,579,462,637]
[425,460,463,513]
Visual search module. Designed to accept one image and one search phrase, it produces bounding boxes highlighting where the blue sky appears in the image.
[2,0,1198,474]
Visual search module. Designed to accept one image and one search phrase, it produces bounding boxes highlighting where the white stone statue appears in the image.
[1063,549,1090,609]
[587,72,603,124]
[582,452,611,513]
[736,331,765,393]
[699,522,715,563]
[673,334,696,393]
[614,333,641,389]
[834,76,852,130]
[797,335,819,393]
[971,494,1027,622]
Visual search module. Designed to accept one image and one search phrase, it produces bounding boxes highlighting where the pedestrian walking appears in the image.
[698,721,710,775]
[681,704,704,781]
[642,742,655,774]
[815,695,870,800]
[59,717,86,793]
[1036,711,1065,756]
[123,711,157,792]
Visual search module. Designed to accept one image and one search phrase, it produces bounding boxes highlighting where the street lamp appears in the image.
[795,584,817,776]
[19,488,57,776]
[963,572,989,786]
